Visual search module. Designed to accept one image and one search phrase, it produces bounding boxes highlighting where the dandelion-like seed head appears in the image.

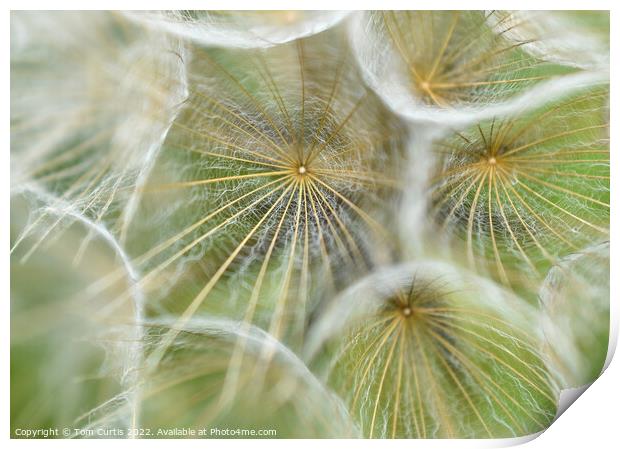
[131,29,405,349]
[350,10,580,122]
[429,87,609,292]
[325,266,559,438]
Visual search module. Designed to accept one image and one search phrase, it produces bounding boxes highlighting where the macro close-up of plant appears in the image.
[10,9,610,440]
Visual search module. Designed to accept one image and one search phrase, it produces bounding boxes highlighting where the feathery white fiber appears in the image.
[126,10,351,48]
[9,9,610,440]
[348,11,608,126]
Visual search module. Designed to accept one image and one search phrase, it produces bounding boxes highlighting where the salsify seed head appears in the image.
[348,10,589,124]
[308,262,560,438]
[126,28,406,348]
[427,84,609,295]
[10,11,188,261]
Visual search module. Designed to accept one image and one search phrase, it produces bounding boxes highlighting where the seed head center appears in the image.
[298,165,307,175]
[488,157,497,166]
[402,307,412,317]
